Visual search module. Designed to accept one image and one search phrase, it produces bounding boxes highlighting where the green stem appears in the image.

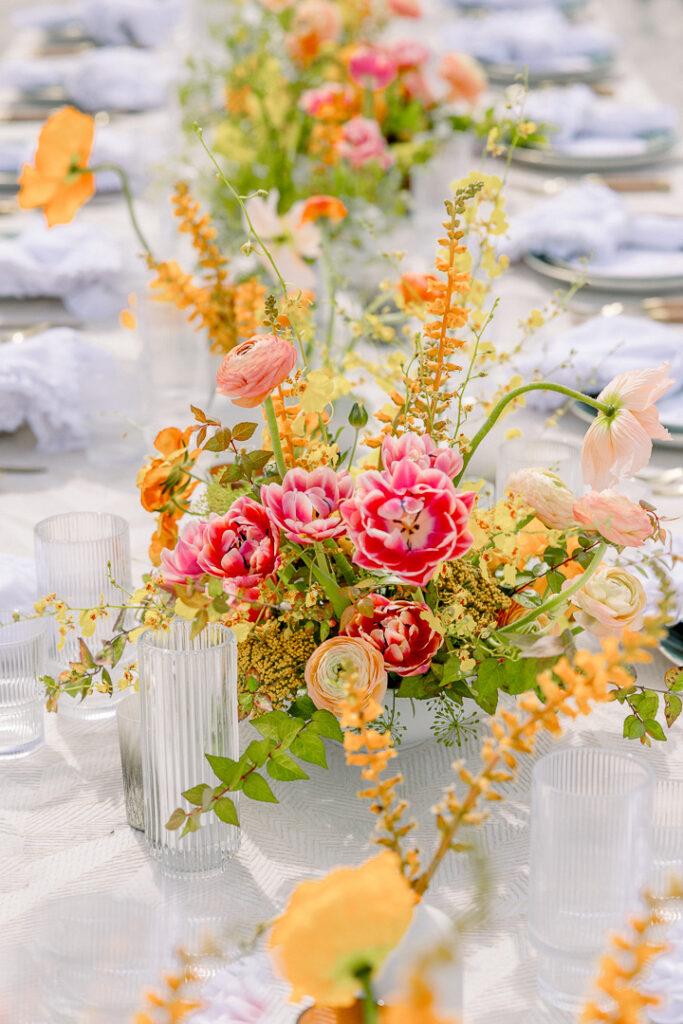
[455,382,615,485]
[497,540,607,635]
[263,395,287,477]
[357,968,378,1024]
[321,228,336,365]
[346,427,360,470]
[324,541,355,586]
[87,163,153,258]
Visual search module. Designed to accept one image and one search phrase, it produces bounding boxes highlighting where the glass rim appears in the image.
[532,747,654,797]
[34,511,130,544]
[498,437,581,457]
[137,620,237,654]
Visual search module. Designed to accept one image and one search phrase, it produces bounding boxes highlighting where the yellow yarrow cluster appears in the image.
[436,559,511,638]
[238,621,318,712]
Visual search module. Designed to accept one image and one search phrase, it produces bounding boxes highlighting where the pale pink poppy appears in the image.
[261,466,354,544]
[573,490,654,547]
[349,46,398,91]
[216,333,297,408]
[581,363,675,489]
[381,431,463,479]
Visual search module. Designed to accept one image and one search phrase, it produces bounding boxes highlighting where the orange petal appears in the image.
[35,106,95,177]
[44,173,95,226]
[17,164,56,210]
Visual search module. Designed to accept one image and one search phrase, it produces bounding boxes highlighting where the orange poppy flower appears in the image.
[399,272,440,306]
[148,512,180,566]
[18,106,95,226]
[299,195,348,225]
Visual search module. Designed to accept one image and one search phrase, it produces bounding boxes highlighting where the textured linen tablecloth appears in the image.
[2,0,683,1020]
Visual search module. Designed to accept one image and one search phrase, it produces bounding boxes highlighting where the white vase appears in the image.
[382,691,479,750]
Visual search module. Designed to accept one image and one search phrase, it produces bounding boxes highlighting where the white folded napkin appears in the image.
[0,221,126,320]
[0,327,118,451]
[523,83,678,154]
[0,556,37,610]
[0,47,172,112]
[455,0,579,7]
[513,313,683,412]
[12,0,183,47]
[444,10,616,71]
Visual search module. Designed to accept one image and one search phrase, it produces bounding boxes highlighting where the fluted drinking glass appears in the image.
[495,438,582,500]
[528,747,653,1011]
[0,611,46,757]
[139,620,240,874]
[34,512,132,720]
[116,692,144,832]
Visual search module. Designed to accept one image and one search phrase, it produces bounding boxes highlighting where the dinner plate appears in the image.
[524,251,683,295]
[509,129,678,173]
[570,399,683,448]
[482,53,614,87]
[661,624,683,667]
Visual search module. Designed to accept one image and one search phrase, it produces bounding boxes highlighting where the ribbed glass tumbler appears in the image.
[0,612,46,757]
[528,748,653,1012]
[34,512,132,720]
[139,621,240,874]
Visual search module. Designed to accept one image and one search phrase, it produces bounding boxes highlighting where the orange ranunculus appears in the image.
[18,106,95,226]
[269,852,417,1007]
[399,272,440,306]
[299,195,348,226]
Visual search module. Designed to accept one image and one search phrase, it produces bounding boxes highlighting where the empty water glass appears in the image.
[139,620,240,874]
[528,747,653,1012]
[495,437,583,499]
[652,778,683,922]
[0,610,45,757]
[116,692,144,832]
[34,512,132,720]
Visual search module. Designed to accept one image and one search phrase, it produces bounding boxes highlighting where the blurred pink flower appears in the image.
[571,565,646,638]
[385,40,430,70]
[158,520,207,587]
[573,490,654,547]
[506,468,576,530]
[340,458,475,586]
[216,332,297,408]
[299,82,355,117]
[581,363,675,489]
[382,431,463,479]
[341,594,443,675]
[244,189,321,290]
[387,0,422,16]
[261,466,354,544]
[402,69,434,105]
[349,46,398,91]
[198,500,281,589]
[438,52,486,104]
[337,116,394,170]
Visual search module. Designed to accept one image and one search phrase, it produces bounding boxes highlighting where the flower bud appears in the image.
[349,402,368,429]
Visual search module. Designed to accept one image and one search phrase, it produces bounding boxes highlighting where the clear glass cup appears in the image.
[528,747,653,1012]
[495,438,583,499]
[652,778,683,922]
[139,620,240,874]
[116,692,144,832]
[0,610,46,757]
[34,512,132,720]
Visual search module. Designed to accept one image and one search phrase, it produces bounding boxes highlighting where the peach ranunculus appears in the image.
[438,53,486,105]
[505,468,577,531]
[287,0,343,64]
[581,363,675,490]
[299,195,348,226]
[348,46,398,92]
[269,852,417,1007]
[337,116,394,170]
[18,106,95,226]
[573,490,654,548]
[570,565,647,638]
[216,333,297,408]
[305,636,388,716]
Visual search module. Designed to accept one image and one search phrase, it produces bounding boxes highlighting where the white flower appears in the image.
[189,954,284,1023]
[244,190,321,290]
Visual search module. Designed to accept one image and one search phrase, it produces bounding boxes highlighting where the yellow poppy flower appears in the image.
[18,106,95,226]
[269,852,417,1007]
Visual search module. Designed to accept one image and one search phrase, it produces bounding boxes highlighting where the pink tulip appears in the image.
[337,117,394,170]
[349,46,398,91]
[216,333,297,408]
[261,466,354,545]
[385,40,430,71]
[197,500,281,590]
[382,431,463,479]
[341,594,443,675]
[581,363,675,489]
[573,490,654,547]
[158,519,207,587]
[340,458,475,586]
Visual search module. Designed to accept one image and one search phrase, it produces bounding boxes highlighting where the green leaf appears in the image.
[267,749,310,781]
[242,449,273,473]
[546,570,564,594]
[289,695,317,719]
[665,693,682,729]
[666,667,683,693]
[244,737,274,767]
[214,796,240,826]
[242,772,278,802]
[165,808,186,831]
[206,753,240,788]
[644,718,666,742]
[180,815,201,837]
[309,709,343,742]
[205,427,233,452]
[207,577,224,599]
[472,660,503,714]
[111,634,128,668]
[623,715,646,740]
[253,709,305,747]
[190,404,207,422]
[100,667,113,695]
[232,421,258,441]
[182,783,211,806]
[190,608,208,640]
[630,691,659,720]
[290,730,327,768]
[78,638,96,669]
